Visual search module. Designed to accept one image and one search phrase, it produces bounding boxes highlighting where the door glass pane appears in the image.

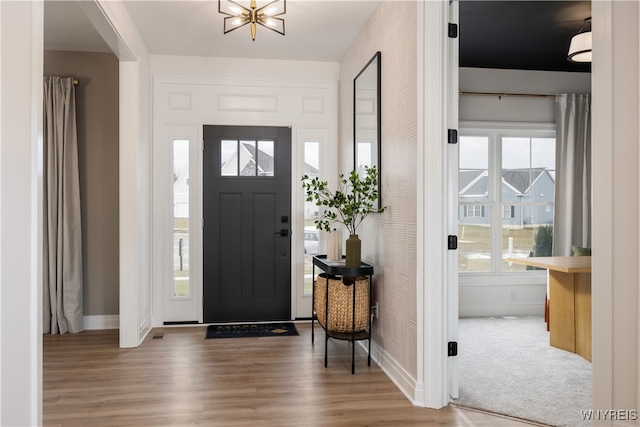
[303,141,320,295]
[258,140,275,176]
[221,139,238,176]
[239,140,256,176]
[173,139,190,297]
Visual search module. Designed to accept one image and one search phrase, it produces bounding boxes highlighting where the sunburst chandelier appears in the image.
[218,0,286,41]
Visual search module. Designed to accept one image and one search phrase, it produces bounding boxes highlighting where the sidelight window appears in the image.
[303,141,320,295]
[173,139,190,297]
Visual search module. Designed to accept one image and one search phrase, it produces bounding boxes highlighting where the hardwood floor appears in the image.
[44,322,545,427]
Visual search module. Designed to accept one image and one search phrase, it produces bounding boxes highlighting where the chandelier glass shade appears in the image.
[219,0,286,41]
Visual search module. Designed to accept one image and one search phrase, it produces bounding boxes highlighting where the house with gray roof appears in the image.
[459,168,555,227]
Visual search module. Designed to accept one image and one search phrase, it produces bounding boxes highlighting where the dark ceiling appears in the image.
[459,1,592,73]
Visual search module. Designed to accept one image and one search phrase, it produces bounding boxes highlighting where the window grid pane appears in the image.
[459,205,492,272]
[239,140,256,176]
[500,134,555,272]
[258,140,275,176]
[221,139,238,176]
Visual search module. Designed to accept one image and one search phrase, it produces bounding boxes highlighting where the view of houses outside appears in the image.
[221,139,275,177]
[303,142,320,295]
[173,139,190,297]
[459,134,555,273]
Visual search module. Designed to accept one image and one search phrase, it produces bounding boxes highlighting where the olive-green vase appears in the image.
[345,234,361,267]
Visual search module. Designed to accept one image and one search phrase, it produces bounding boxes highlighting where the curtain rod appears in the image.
[44,76,80,86]
[459,91,554,99]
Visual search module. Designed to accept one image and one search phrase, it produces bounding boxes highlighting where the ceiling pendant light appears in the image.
[218,0,286,41]
[567,17,592,63]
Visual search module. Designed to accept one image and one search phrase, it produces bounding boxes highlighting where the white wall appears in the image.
[77,0,153,347]
[151,55,339,81]
[460,67,591,123]
[0,2,43,425]
[458,67,591,318]
[339,0,423,404]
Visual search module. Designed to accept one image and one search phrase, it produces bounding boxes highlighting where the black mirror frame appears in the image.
[353,51,382,209]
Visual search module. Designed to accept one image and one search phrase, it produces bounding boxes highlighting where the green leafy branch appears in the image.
[301,165,387,235]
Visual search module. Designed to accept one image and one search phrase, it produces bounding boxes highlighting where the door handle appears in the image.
[275,229,289,237]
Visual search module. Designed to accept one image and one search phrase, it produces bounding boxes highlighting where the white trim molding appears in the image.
[591,1,614,420]
[0,2,44,425]
[83,315,120,330]
[368,340,419,405]
[151,72,339,326]
[416,0,450,409]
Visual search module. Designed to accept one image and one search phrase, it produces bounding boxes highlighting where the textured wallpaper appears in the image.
[339,1,418,378]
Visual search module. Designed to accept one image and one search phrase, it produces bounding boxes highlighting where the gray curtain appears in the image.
[43,76,84,334]
[553,93,591,256]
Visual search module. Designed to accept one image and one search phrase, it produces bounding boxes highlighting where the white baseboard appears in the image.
[83,315,119,330]
[362,339,419,405]
[459,302,545,318]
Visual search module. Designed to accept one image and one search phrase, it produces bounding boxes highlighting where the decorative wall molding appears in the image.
[152,72,339,326]
[301,96,324,114]
[217,93,278,112]
[169,91,192,110]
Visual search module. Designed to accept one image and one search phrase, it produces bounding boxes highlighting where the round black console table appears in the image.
[311,255,374,374]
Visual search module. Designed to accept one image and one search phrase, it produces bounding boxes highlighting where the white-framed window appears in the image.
[458,123,556,274]
[502,205,515,219]
[464,205,485,218]
[303,141,320,295]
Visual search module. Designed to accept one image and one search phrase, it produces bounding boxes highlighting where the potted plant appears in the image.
[302,165,386,267]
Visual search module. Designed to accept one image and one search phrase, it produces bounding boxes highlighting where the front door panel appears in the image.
[203,125,291,322]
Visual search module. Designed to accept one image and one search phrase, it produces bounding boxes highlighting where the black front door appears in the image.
[203,125,291,322]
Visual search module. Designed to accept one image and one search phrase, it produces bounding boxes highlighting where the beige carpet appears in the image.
[452,316,592,427]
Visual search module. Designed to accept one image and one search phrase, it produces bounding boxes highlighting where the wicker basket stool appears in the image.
[314,273,369,333]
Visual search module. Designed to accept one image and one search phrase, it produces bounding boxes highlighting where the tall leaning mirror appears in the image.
[354,51,381,209]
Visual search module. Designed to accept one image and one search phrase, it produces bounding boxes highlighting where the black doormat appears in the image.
[205,322,299,339]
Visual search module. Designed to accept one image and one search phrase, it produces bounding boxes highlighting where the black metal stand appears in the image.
[311,255,374,374]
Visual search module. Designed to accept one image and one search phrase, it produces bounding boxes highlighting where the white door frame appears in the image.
[446,0,460,400]
[77,0,151,347]
[0,2,44,424]
[154,125,202,323]
[416,0,451,408]
[150,73,338,325]
[590,0,614,416]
